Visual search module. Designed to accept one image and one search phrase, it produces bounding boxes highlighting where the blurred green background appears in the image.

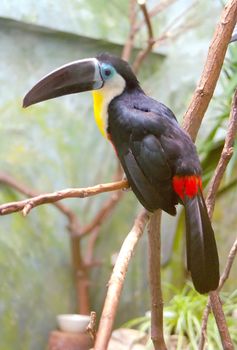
[0,1,237,349]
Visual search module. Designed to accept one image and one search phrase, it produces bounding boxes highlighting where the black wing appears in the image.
[108,93,183,214]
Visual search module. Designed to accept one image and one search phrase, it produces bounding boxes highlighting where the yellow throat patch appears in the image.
[92,91,107,138]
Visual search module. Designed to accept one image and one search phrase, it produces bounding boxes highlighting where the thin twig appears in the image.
[87,311,97,342]
[139,1,153,40]
[85,227,101,266]
[0,179,129,216]
[0,172,78,223]
[80,191,124,237]
[134,0,178,34]
[182,0,237,141]
[93,210,150,350]
[206,89,237,218]
[218,238,237,290]
[133,1,155,74]
[133,1,198,73]
[198,302,211,350]
[122,0,138,61]
[147,210,167,350]
[153,1,198,47]
[79,161,124,236]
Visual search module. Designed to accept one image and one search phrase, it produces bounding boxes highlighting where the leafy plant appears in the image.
[123,284,237,349]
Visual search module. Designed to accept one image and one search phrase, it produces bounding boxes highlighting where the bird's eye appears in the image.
[104,69,111,77]
[101,63,114,80]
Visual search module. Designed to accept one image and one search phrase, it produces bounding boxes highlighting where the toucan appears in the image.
[23,53,219,294]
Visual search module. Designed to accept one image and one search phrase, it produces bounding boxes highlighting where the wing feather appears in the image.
[108,99,177,214]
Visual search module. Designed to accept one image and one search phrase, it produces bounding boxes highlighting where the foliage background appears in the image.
[0,1,236,349]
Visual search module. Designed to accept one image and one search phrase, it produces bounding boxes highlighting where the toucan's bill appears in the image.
[23,58,103,108]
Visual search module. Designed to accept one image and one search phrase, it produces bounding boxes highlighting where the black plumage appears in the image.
[108,88,200,213]
[106,72,219,294]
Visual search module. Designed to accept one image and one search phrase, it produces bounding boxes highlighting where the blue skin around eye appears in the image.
[100,63,115,80]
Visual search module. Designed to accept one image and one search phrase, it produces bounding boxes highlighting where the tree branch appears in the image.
[199,237,237,350]
[80,193,123,236]
[0,179,129,216]
[133,1,155,74]
[0,172,94,314]
[122,0,138,61]
[147,210,167,350]
[198,89,237,350]
[153,0,199,47]
[134,0,178,34]
[206,89,237,218]
[209,291,234,350]
[218,238,237,290]
[93,210,150,350]
[0,172,77,222]
[182,0,237,141]
[177,1,237,348]
[198,244,237,350]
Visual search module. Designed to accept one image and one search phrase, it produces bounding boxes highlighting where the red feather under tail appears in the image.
[173,175,219,294]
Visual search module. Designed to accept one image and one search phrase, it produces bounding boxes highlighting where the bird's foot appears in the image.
[122,174,131,191]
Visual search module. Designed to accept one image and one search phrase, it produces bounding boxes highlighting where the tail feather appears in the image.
[184,190,219,294]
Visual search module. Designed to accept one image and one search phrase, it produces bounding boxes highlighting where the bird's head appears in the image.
[23,53,139,108]
[23,53,140,137]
